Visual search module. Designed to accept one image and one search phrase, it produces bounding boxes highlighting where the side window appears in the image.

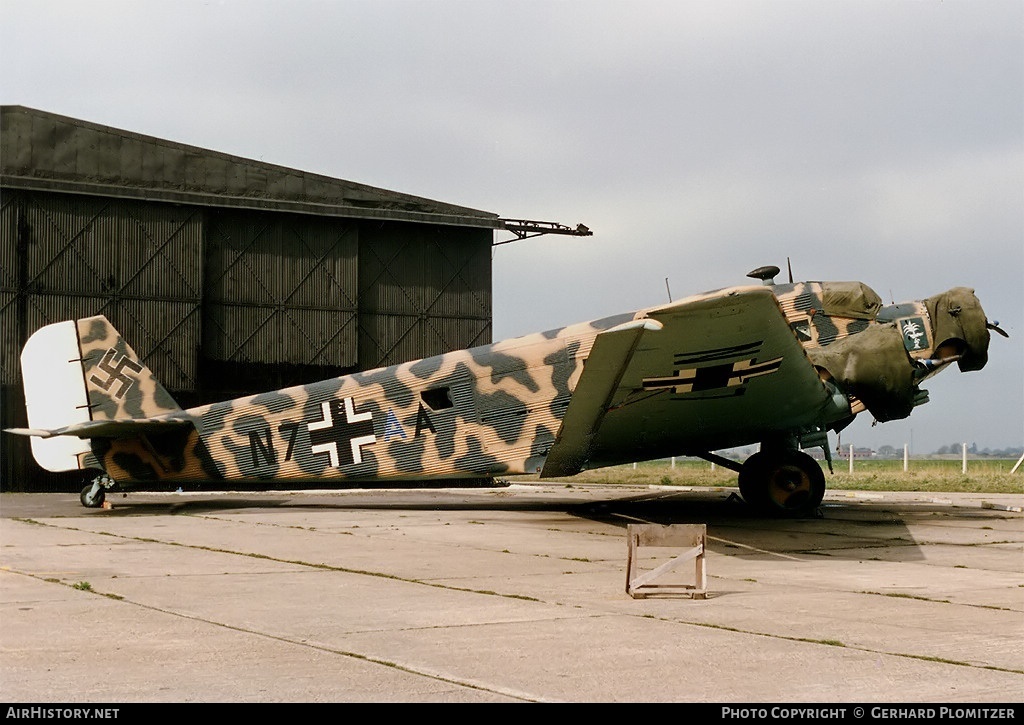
[421,387,453,411]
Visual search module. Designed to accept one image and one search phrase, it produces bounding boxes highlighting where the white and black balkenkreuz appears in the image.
[307,397,377,467]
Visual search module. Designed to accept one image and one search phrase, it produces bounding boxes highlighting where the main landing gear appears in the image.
[80,474,117,508]
[696,446,827,517]
[737,448,825,517]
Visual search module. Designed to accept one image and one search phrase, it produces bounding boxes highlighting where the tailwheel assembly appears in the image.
[80,474,116,509]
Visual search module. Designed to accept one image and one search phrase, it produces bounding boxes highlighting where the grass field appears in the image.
[538,457,1024,495]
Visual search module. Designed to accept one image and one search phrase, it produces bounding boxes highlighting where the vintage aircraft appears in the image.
[6,266,1005,516]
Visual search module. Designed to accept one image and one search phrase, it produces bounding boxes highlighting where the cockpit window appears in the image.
[877,303,919,322]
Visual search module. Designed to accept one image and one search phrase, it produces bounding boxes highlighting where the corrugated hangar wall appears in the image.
[0,106,496,491]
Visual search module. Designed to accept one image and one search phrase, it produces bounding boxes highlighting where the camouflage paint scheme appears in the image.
[12,277,997,495]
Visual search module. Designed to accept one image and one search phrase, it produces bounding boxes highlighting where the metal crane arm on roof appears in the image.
[494,219,593,245]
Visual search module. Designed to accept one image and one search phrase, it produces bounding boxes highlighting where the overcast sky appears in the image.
[3,0,1022,454]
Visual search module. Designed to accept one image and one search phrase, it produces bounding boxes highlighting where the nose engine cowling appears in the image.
[924,287,992,373]
[805,287,993,423]
[806,323,919,422]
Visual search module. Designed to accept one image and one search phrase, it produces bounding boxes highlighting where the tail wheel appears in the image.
[738,449,825,517]
[79,474,116,509]
[80,484,105,508]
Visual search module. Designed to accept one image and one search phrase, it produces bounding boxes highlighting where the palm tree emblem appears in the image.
[901,318,926,350]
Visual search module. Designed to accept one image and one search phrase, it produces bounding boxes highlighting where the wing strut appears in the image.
[693,452,743,473]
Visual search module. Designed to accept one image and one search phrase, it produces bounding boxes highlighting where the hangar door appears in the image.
[358,223,492,369]
[202,210,359,394]
[1,190,203,392]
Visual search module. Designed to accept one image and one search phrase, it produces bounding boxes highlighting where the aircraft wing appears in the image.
[541,286,837,477]
[540,318,664,477]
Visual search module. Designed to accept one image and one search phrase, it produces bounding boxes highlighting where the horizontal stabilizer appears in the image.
[5,417,194,440]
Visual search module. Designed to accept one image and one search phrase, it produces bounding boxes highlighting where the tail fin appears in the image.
[15,315,181,472]
[75,316,181,420]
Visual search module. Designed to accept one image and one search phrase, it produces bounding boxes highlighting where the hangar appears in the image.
[0,105,588,490]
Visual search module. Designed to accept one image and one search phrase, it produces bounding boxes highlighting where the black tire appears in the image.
[80,485,105,508]
[738,451,771,509]
[761,449,825,516]
[738,449,825,517]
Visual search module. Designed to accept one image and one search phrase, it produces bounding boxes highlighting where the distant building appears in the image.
[836,446,874,459]
[875,445,899,458]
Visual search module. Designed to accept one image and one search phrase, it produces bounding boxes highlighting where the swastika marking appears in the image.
[89,347,144,399]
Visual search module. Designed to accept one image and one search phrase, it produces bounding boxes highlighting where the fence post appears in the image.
[849,444,854,473]
[903,443,908,472]
[962,442,967,474]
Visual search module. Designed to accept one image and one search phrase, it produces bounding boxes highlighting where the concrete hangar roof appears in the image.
[0,105,505,229]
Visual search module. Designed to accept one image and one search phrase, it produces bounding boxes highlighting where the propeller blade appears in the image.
[914,355,962,379]
[987,320,1010,338]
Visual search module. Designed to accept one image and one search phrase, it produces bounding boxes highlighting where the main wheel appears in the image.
[80,484,105,508]
[738,449,825,517]
[762,449,825,516]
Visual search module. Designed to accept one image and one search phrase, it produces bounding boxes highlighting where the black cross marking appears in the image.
[643,356,783,394]
[307,397,377,467]
[89,347,143,399]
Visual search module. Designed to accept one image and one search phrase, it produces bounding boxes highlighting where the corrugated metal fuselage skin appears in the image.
[92,318,607,484]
